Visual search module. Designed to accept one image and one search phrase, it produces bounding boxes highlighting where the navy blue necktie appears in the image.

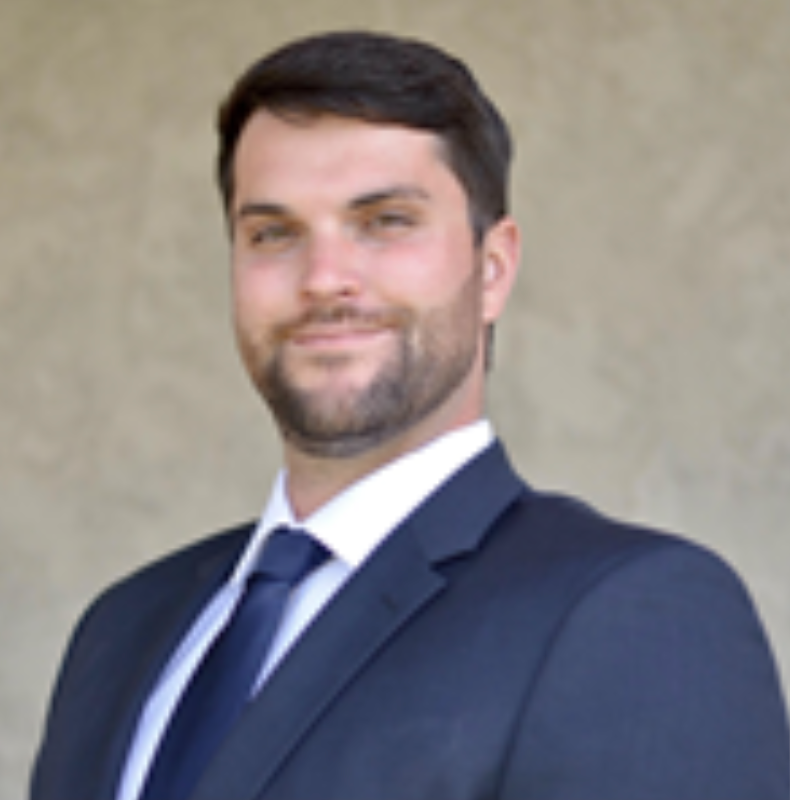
[140,527,329,800]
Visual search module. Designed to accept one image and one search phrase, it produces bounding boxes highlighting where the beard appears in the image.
[241,270,483,460]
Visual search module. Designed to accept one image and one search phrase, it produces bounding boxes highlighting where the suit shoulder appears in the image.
[497,492,790,797]
[499,483,758,611]
[506,483,689,561]
[74,521,254,633]
[120,521,254,585]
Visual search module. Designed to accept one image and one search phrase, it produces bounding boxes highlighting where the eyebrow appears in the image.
[234,202,289,223]
[234,186,430,223]
[348,186,431,210]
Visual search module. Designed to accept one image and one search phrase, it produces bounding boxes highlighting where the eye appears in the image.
[246,220,301,252]
[360,208,419,238]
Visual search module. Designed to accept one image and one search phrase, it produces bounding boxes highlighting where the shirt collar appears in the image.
[231,420,494,585]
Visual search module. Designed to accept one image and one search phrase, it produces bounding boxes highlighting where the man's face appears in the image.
[230,111,515,459]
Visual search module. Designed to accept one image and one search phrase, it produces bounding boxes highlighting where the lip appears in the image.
[289,324,393,350]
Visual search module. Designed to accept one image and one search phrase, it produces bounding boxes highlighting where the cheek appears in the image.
[232,261,291,324]
[231,275,281,374]
[377,238,477,307]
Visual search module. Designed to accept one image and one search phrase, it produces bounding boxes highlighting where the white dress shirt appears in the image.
[118,420,493,800]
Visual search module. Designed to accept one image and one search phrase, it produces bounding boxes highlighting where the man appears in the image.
[32,30,789,800]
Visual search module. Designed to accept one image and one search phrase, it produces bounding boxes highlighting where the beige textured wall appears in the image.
[2,0,788,795]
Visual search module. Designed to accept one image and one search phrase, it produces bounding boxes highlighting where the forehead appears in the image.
[231,111,463,210]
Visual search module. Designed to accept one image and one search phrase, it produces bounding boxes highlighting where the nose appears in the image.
[300,231,361,302]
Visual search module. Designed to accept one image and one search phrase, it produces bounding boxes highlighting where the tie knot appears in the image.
[252,526,330,587]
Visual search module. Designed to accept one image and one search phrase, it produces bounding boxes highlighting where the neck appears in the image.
[283,413,483,521]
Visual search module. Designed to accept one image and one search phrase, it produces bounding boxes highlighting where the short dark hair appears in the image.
[216,30,513,241]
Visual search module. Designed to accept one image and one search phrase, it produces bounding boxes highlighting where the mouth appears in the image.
[288,323,394,355]
[278,307,407,353]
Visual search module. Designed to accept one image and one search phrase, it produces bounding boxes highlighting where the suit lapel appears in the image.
[193,443,524,800]
[90,528,253,800]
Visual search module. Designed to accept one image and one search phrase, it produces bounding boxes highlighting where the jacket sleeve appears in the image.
[499,541,790,800]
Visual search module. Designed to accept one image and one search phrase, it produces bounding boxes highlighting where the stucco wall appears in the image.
[2,0,788,796]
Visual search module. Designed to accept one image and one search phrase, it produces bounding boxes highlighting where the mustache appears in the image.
[273,303,412,341]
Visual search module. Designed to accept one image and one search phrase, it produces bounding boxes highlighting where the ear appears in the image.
[481,216,521,324]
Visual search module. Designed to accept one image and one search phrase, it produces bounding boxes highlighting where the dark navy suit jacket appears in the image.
[32,443,790,799]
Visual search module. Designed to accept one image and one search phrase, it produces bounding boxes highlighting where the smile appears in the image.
[288,323,395,351]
